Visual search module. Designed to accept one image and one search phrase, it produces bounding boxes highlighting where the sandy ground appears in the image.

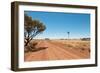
[24,40,90,62]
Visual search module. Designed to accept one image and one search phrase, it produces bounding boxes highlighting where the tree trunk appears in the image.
[25,39,30,46]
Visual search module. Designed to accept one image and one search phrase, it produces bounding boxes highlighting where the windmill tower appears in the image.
[67,32,70,40]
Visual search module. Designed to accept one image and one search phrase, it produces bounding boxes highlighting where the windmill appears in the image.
[67,32,70,40]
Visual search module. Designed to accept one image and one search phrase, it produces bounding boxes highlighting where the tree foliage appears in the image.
[24,14,46,46]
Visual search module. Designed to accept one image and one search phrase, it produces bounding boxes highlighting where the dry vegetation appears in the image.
[53,39,90,52]
[51,39,90,56]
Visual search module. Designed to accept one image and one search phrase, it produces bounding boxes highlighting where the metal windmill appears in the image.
[67,32,70,39]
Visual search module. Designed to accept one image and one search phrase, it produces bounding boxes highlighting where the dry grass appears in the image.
[52,39,90,53]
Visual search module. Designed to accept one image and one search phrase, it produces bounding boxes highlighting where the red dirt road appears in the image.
[24,40,90,61]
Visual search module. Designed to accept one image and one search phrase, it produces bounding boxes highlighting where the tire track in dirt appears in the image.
[44,40,61,60]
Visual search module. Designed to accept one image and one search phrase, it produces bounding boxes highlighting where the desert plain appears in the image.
[24,39,90,61]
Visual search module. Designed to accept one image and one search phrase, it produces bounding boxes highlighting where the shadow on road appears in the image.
[25,46,48,53]
[31,47,48,52]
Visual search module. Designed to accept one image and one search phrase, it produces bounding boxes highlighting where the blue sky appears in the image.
[25,11,90,39]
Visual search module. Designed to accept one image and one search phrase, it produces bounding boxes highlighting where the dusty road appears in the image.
[24,40,90,61]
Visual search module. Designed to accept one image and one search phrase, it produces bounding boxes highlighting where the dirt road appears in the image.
[24,40,90,61]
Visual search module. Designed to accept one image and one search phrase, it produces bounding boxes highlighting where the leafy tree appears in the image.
[24,14,46,46]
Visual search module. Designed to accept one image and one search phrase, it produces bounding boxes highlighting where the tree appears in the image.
[24,14,46,46]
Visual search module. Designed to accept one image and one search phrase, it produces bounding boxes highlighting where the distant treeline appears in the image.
[44,38,90,41]
[80,38,90,41]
